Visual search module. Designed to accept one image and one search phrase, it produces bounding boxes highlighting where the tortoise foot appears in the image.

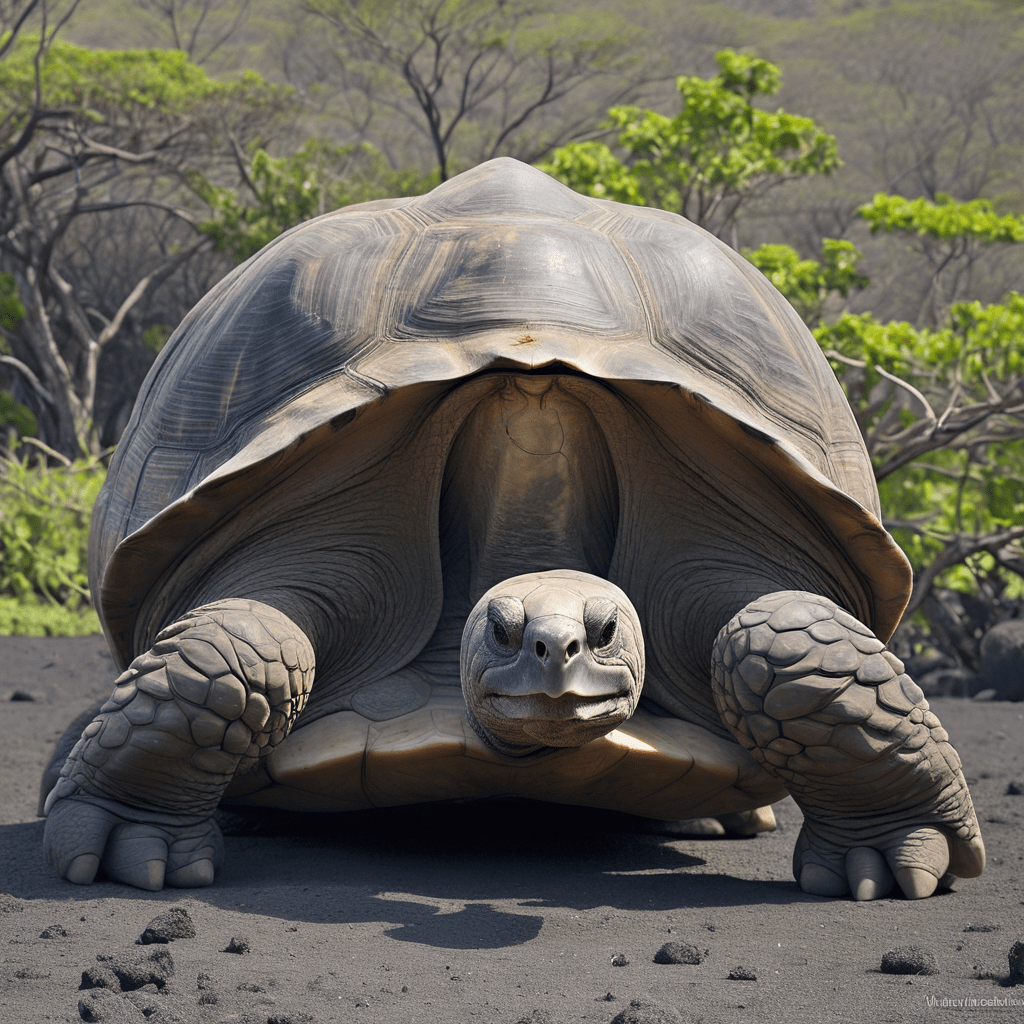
[711,590,985,901]
[642,806,776,838]
[44,795,222,890]
[43,599,314,889]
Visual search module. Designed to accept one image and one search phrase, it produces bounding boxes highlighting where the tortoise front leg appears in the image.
[42,599,314,890]
[710,590,985,901]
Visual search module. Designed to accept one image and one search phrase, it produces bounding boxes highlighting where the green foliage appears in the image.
[0,393,38,438]
[0,35,289,130]
[815,295,1024,601]
[0,452,105,620]
[193,140,435,263]
[744,238,868,326]
[141,325,170,353]
[859,192,1024,244]
[539,49,839,235]
[815,292,1024,392]
[0,272,25,331]
[0,596,101,636]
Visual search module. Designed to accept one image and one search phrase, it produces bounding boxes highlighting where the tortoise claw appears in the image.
[712,590,985,902]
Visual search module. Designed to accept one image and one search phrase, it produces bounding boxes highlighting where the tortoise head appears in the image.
[461,570,644,756]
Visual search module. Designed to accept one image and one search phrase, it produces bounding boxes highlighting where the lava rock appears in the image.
[78,988,145,1021]
[81,949,175,992]
[40,923,69,938]
[610,952,629,967]
[979,620,1024,701]
[138,905,196,944]
[1007,781,1023,796]
[653,942,707,965]
[880,946,939,976]
[224,935,251,954]
[9,690,35,701]
[1009,939,1024,985]
[728,966,757,981]
[609,996,683,1024]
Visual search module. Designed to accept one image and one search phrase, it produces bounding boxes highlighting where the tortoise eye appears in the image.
[487,596,524,653]
[585,597,620,653]
[598,617,617,649]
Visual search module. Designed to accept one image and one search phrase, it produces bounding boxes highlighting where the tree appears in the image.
[303,0,649,181]
[744,237,868,327]
[815,297,1024,633]
[192,139,434,263]
[859,192,1024,326]
[133,0,252,67]
[540,49,840,245]
[0,30,294,456]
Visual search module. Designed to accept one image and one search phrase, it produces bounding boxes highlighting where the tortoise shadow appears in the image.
[1,802,816,950]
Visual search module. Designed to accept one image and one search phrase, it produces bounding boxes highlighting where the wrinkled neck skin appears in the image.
[439,375,619,605]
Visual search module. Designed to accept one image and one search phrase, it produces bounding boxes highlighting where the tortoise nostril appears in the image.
[565,639,580,661]
[535,640,547,660]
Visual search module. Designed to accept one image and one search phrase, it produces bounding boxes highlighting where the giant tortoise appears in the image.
[41,158,984,900]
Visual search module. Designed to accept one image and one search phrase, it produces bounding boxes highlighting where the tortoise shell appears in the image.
[90,157,910,709]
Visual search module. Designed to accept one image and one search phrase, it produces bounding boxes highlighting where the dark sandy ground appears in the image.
[1,634,1022,1024]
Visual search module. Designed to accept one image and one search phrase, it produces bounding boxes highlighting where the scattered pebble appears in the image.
[880,946,939,976]
[653,942,707,965]
[609,996,683,1024]
[80,949,175,992]
[610,953,629,967]
[1007,781,1024,796]
[138,905,197,944]
[39,924,69,938]
[1009,939,1024,985]
[224,935,251,954]
[728,966,757,981]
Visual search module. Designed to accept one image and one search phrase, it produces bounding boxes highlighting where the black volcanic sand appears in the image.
[1,635,1023,1023]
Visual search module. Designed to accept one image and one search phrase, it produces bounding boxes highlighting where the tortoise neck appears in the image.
[439,375,618,605]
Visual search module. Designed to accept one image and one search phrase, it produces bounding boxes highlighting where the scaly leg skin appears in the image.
[710,591,985,901]
[42,599,314,891]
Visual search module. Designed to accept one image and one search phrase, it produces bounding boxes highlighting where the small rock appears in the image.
[39,923,69,938]
[880,946,939,976]
[1007,781,1024,796]
[198,990,219,1005]
[197,972,215,990]
[610,952,629,967]
[609,996,683,1024]
[1009,939,1024,985]
[224,935,251,954]
[81,949,175,992]
[728,966,757,981]
[515,1011,557,1024]
[267,1014,317,1024]
[237,981,267,992]
[963,924,1000,933]
[653,942,707,965]
[9,690,35,701]
[973,689,998,701]
[138,905,196,944]
[78,988,145,1022]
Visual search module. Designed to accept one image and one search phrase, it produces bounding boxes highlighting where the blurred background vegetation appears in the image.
[1,0,1021,691]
